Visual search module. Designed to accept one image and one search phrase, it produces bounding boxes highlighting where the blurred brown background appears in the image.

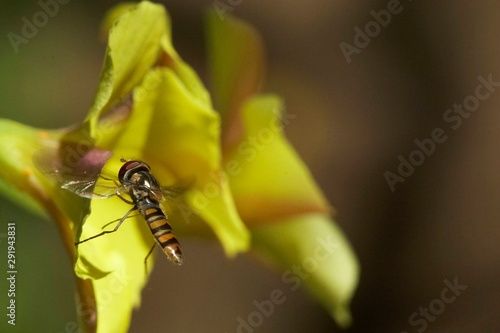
[0,0,498,332]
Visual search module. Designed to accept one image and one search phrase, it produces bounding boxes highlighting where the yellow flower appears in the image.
[0,2,359,332]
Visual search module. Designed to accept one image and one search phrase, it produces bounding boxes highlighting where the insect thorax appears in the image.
[128,171,162,203]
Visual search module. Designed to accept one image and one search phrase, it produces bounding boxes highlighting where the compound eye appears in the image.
[118,160,150,182]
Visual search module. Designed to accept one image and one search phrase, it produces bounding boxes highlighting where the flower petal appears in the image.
[100,3,139,40]
[206,10,265,148]
[206,10,265,117]
[252,214,359,327]
[112,68,219,177]
[225,95,330,224]
[86,2,169,130]
[74,181,151,333]
[159,30,212,107]
[185,173,250,256]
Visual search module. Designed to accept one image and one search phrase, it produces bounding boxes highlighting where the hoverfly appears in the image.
[34,146,184,266]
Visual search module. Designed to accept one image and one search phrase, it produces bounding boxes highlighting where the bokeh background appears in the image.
[0,0,499,332]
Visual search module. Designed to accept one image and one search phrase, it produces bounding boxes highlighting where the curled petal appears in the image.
[225,95,331,225]
[114,68,220,177]
[86,2,169,130]
[185,172,250,256]
[159,27,212,106]
[252,214,359,327]
[206,9,265,148]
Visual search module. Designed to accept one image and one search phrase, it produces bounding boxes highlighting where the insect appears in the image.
[34,147,184,266]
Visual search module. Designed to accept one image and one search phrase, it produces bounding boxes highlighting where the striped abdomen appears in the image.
[138,199,183,265]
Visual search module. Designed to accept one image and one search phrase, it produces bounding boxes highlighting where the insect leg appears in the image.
[98,175,115,181]
[144,243,156,278]
[116,193,134,205]
[92,193,117,199]
[74,205,137,246]
[101,212,141,230]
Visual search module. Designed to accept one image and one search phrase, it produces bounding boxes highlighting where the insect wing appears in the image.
[60,177,123,199]
[33,145,122,199]
[159,184,190,200]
